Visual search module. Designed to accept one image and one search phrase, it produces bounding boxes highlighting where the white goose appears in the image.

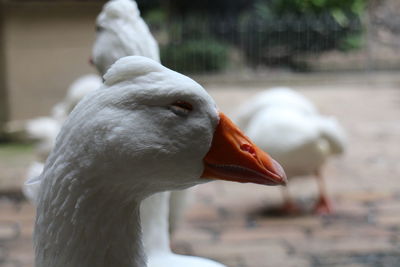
[32,56,287,267]
[236,88,346,214]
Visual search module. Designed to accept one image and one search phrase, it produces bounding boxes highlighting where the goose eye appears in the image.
[170,100,193,116]
[96,25,104,32]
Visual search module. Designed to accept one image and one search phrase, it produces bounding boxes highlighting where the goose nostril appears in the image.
[240,144,257,157]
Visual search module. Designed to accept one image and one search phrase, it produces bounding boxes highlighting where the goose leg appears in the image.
[280,186,301,215]
[313,168,333,214]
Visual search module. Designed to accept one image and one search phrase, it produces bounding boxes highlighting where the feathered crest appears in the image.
[104,56,163,86]
[99,0,140,23]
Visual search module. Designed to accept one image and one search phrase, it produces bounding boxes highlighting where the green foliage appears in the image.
[0,143,33,156]
[168,16,214,42]
[254,0,367,27]
[159,17,229,73]
[146,0,367,71]
[236,0,365,67]
[144,9,167,27]
[161,39,229,73]
[264,0,366,16]
[339,33,364,51]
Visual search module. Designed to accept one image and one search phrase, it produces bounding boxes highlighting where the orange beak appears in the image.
[201,112,287,186]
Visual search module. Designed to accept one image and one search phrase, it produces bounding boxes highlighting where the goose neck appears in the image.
[35,174,147,267]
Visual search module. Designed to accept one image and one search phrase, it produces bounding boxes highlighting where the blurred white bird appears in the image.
[92,0,160,75]
[236,87,346,214]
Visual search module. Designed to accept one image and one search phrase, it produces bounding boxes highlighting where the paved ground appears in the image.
[1,72,400,267]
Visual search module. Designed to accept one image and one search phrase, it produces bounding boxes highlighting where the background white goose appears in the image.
[92,0,160,74]
[32,56,286,267]
[236,87,346,214]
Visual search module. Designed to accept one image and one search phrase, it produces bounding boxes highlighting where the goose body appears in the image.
[33,56,286,267]
[237,88,346,213]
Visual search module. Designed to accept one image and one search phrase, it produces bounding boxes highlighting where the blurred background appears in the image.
[0,0,400,266]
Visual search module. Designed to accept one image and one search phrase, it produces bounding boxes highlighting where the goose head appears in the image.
[42,56,286,200]
[91,0,160,75]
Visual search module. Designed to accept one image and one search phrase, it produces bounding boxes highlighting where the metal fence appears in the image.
[154,10,400,73]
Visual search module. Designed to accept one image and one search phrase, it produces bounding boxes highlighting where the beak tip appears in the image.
[271,159,287,186]
[273,176,287,187]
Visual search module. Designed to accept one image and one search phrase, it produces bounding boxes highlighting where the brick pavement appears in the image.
[1,74,400,267]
